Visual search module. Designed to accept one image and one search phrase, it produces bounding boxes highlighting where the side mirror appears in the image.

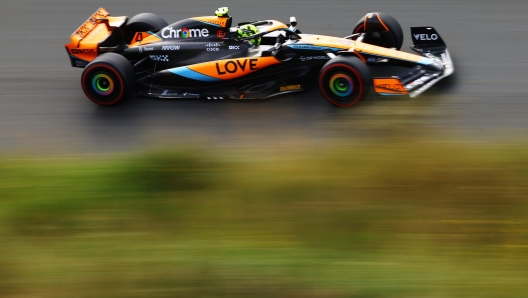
[274,34,285,50]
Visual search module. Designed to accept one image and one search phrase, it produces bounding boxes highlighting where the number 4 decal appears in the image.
[135,33,143,43]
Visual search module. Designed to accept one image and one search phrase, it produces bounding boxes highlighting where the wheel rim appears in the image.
[329,73,353,97]
[319,64,365,107]
[92,73,115,96]
[82,65,125,105]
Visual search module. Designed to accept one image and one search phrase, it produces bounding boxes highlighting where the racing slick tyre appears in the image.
[353,12,403,50]
[81,53,136,106]
[319,57,372,107]
[124,13,168,44]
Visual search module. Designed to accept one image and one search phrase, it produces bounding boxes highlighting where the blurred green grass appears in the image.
[1,141,528,297]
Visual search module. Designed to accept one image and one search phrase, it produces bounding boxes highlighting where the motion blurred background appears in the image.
[1,0,528,297]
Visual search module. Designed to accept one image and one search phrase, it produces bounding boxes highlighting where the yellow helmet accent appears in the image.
[215,7,229,17]
[237,24,261,46]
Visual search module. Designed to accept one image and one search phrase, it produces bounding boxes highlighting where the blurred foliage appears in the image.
[0,142,528,297]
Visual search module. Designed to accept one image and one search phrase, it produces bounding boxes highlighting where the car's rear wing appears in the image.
[64,7,127,68]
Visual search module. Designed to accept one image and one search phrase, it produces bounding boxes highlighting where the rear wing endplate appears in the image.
[72,7,110,40]
[64,7,127,67]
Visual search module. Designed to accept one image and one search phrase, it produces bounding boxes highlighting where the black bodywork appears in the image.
[97,17,339,100]
[67,9,454,105]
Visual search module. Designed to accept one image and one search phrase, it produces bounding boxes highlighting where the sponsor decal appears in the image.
[367,57,377,63]
[150,55,169,62]
[70,48,95,54]
[74,60,88,67]
[299,56,330,61]
[205,19,224,26]
[161,45,181,50]
[161,27,210,39]
[161,90,179,96]
[215,59,259,75]
[217,30,226,38]
[139,46,154,53]
[373,78,408,94]
[414,33,438,41]
[374,83,405,91]
[183,92,200,98]
[229,45,240,50]
[280,85,302,92]
[205,43,221,47]
[73,8,108,38]
[207,96,224,100]
[288,45,328,51]
[160,90,200,97]
[205,43,221,51]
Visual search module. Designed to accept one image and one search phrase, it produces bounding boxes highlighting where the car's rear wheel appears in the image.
[124,13,168,44]
[353,12,403,50]
[81,53,136,106]
[319,57,372,107]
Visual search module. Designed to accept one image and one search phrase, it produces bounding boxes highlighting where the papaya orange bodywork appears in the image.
[353,41,424,63]
[128,32,163,47]
[298,35,425,65]
[373,78,408,95]
[259,20,288,32]
[191,16,230,27]
[186,56,281,81]
[298,35,353,50]
[64,7,127,63]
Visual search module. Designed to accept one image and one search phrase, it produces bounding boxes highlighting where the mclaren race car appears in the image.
[64,7,454,106]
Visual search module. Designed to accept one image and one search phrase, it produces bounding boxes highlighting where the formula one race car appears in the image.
[64,7,454,106]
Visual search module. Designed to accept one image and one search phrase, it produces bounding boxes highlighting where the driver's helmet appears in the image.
[237,24,261,46]
[215,7,229,17]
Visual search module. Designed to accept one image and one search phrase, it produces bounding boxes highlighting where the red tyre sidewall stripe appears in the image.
[81,64,125,106]
[354,52,367,63]
[376,13,390,32]
[319,63,364,107]
[354,24,365,34]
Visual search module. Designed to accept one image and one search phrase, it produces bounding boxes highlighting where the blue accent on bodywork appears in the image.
[169,67,221,82]
[147,31,162,39]
[417,57,434,65]
[378,93,407,96]
[287,45,343,51]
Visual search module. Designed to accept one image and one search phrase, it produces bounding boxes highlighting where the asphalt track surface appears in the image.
[1,0,527,153]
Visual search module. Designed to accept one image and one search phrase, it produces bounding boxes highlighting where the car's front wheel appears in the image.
[319,57,372,107]
[81,53,136,106]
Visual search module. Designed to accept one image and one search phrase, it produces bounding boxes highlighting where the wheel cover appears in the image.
[319,64,365,107]
[82,64,125,105]
[329,73,353,97]
[92,73,115,96]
